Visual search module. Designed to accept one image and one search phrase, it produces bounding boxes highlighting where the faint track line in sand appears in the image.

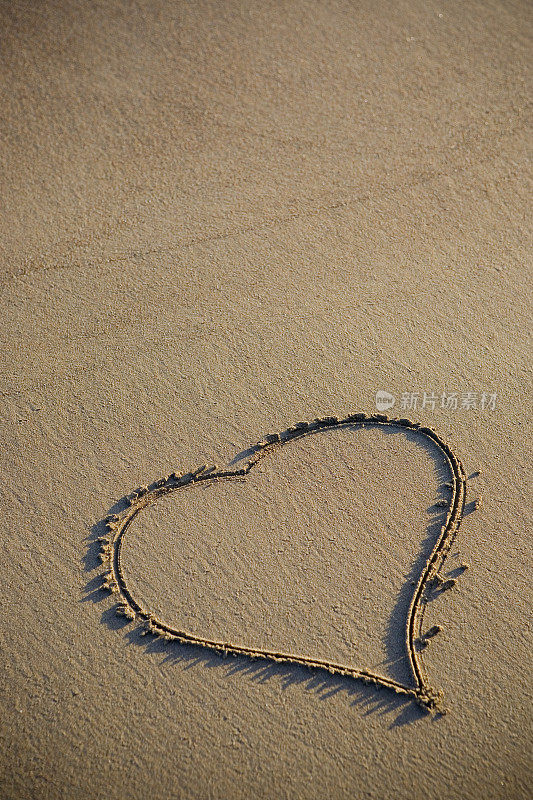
[7,115,528,286]
[96,413,469,714]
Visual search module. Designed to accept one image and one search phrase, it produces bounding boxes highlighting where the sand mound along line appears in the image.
[96,413,473,714]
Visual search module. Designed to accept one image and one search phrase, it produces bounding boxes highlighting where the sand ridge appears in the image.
[95,412,469,714]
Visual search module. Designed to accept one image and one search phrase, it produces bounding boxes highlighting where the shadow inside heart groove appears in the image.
[94,414,467,713]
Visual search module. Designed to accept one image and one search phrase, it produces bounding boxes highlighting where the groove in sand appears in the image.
[97,413,468,713]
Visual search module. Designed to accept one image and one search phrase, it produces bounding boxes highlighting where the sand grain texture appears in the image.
[0,1,532,799]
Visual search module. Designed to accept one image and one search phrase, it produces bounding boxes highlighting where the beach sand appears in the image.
[1,1,531,798]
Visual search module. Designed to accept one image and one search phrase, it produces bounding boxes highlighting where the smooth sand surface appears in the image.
[1,1,531,798]
[124,425,445,682]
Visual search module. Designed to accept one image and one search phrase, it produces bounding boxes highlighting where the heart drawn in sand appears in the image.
[97,413,468,713]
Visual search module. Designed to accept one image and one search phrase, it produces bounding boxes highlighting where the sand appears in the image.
[1,1,531,798]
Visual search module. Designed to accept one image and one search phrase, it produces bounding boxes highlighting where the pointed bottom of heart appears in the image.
[95,414,467,714]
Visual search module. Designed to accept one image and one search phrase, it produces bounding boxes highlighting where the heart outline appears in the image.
[98,413,467,713]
